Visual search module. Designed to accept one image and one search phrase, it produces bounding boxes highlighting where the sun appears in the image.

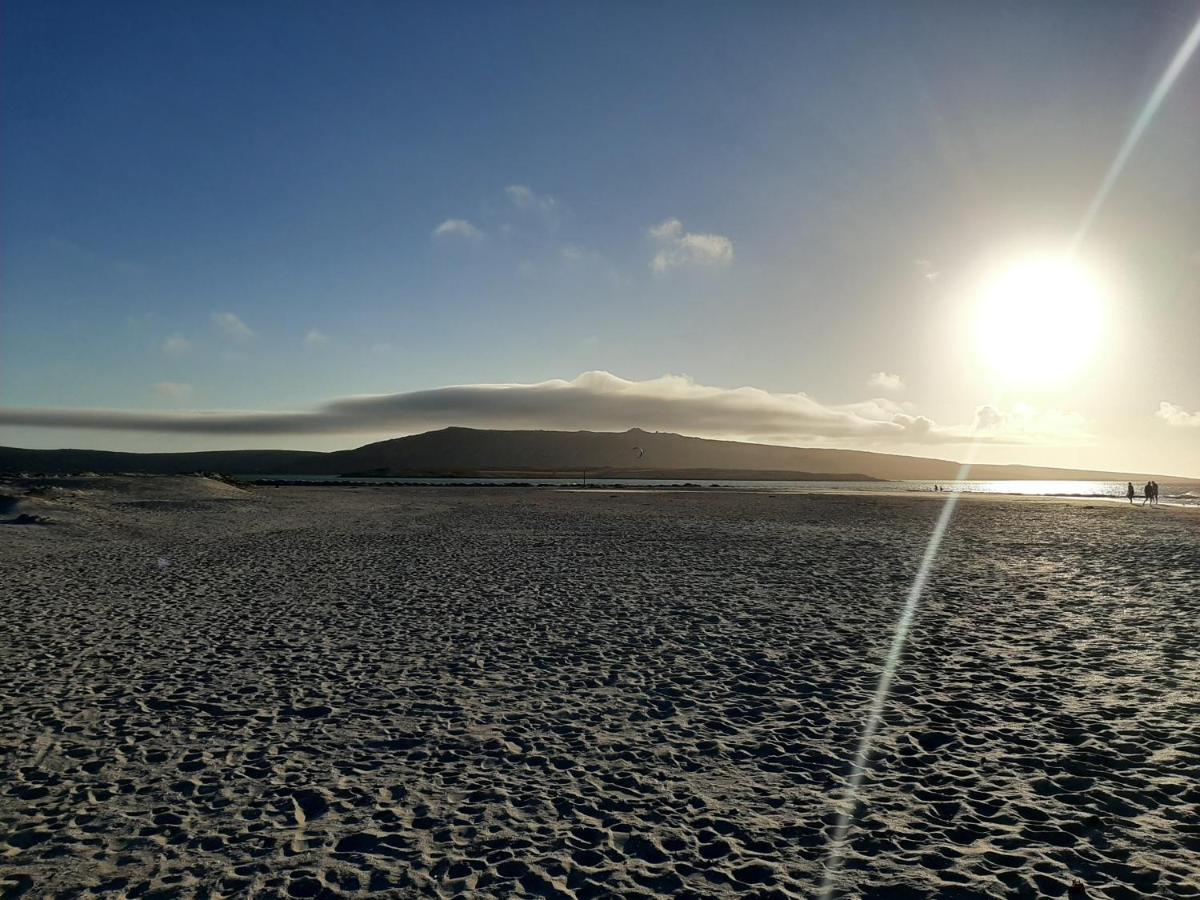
[974,257,1104,385]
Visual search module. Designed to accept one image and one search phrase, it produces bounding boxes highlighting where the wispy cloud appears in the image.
[914,258,940,282]
[1156,401,1200,427]
[432,219,482,240]
[304,329,329,347]
[153,382,193,399]
[868,372,905,392]
[161,335,191,356]
[975,405,1005,430]
[502,184,561,233]
[505,184,557,215]
[212,312,253,340]
[974,402,1090,443]
[649,218,734,273]
[0,370,1019,446]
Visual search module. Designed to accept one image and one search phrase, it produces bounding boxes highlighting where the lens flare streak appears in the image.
[1071,11,1200,250]
[817,466,970,900]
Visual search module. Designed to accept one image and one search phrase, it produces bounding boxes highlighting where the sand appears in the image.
[1,477,1198,898]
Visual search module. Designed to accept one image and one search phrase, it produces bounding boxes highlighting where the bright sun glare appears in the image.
[974,257,1104,385]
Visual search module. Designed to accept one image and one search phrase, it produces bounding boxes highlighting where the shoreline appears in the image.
[6,472,1196,515]
[812,487,1200,513]
[233,478,1200,513]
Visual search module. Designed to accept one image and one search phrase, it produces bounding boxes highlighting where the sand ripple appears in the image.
[1,484,1198,897]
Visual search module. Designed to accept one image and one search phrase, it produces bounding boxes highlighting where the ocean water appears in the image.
[235,475,1200,507]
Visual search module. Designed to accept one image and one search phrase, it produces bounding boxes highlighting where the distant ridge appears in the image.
[0,427,1186,482]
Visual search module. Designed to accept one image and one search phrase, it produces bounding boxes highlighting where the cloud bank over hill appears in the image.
[0,371,1079,446]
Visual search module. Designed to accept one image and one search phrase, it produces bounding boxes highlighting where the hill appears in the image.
[0,427,1184,481]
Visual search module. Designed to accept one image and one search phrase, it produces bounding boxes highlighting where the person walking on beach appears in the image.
[1127,482,1135,504]
[1152,481,1160,506]
[1143,482,1153,506]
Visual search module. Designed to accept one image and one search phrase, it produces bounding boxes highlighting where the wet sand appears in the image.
[2,478,1198,898]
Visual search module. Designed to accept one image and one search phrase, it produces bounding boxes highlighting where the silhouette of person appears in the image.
[1126,482,1135,504]
[1143,482,1152,506]
[1152,481,1160,506]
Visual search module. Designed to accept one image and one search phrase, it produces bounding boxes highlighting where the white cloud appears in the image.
[161,335,190,356]
[649,218,734,272]
[889,412,933,436]
[0,370,1014,446]
[212,312,253,340]
[649,218,684,241]
[868,371,905,392]
[432,219,482,240]
[304,329,329,347]
[153,382,193,399]
[1156,401,1200,427]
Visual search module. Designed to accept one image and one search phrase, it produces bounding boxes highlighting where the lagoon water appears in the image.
[237,475,1200,507]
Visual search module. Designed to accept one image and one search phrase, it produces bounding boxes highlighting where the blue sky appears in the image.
[2,1,1198,474]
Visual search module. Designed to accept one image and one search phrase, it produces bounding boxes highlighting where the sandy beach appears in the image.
[2,477,1198,899]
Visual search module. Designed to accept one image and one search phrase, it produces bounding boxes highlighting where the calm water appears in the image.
[235,475,1200,507]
